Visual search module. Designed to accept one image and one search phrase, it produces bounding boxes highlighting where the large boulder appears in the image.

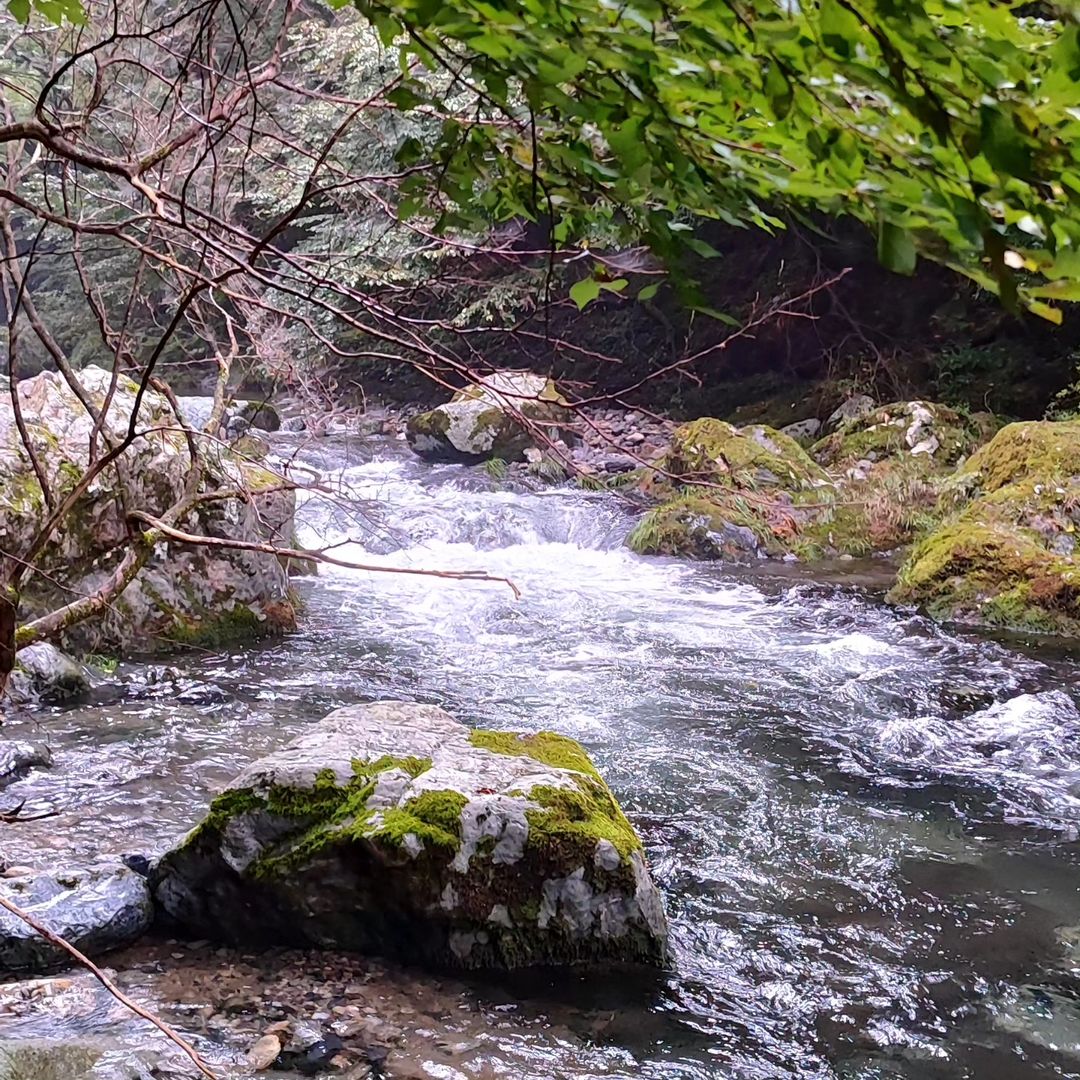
[406,372,569,463]
[154,701,668,970]
[0,368,297,656]
[889,421,1080,635]
[0,862,153,972]
[811,400,986,474]
[629,419,830,560]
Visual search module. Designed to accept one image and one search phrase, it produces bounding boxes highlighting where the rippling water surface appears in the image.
[5,434,1080,1079]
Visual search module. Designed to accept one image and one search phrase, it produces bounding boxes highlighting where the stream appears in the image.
[3,433,1080,1079]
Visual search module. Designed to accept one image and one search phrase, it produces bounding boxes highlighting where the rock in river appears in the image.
[154,701,668,970]
[0,862,153,972]
[406,371,569,463]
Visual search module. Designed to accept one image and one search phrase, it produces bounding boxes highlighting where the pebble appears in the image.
[247,1033,282,1070]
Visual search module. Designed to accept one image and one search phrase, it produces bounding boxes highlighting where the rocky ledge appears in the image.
[153,701,668,970]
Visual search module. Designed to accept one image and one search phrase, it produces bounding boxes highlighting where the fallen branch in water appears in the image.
[0,799,59,823]
[0,892,218,1080]
[127,511,523,599]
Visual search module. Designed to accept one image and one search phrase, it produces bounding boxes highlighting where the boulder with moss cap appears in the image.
[152,701,668,970]
[889,420,1080,635]
[406,371,569,463]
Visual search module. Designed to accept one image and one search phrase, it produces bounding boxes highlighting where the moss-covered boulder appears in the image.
[661,418,829,490]
[889,421,1080,636]
[631,405,993,563]
[811,400,986,473]
[407,372,569,463]
[153,702,668,970]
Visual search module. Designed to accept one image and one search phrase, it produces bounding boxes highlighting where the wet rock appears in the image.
[406,372,570,463]
[0,740,51,788]
[13,644,91,704]
[0,862,153,972]
[890,420,1080,636]
[824,393,876,433]
[281,416,307,433]
[277,1023,345,1075]
[154,701,668,970]
[235,399,282,433]
[0,1038,196,1080]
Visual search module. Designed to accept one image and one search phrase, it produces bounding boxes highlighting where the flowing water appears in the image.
[4,434,1080,1079]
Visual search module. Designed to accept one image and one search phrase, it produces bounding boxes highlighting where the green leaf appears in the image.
[979,106,1032,179]
[764,62,793,120]
[7,0,31,21]
[637,282,661,301]
[569,277,603,310]
[1026,299,1063,325]
[684,237,721,259]
[878,220,917,275]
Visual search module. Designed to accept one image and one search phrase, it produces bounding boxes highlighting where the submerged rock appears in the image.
[406,372,569,463]
[154,701,668,970]
[0,863,153,972]
[0,368,297,657]
[890,420,1080,636]
[0,740,51,788]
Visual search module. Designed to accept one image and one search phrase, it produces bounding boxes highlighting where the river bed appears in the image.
[2,434,1080,1079]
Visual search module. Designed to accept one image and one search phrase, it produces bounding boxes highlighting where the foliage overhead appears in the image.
[326,0,1080,319]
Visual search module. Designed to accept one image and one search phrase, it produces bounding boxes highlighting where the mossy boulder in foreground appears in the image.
[889,420,1080,636]
[153,702,668,970]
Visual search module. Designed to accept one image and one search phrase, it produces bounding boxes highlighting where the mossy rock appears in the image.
[627,494,793,559]
[889,517,1080,636]
[810,400,986,472]
[153,702,668,970]
[890,419,1080,637]
[658,418,829,492]
[406,372,569,464]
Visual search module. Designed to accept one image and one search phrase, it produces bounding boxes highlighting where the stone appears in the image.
[0,740,51,789]
[0,862,153,972]
[0,1038,194,1080]
[780,417,822,442]
[406,372,569,463]
[13,643,90,703]
[247,1033,282,1070]
[811,400,984,473]
[0,368,297,657]
[153,701,668,970]
[235,399,282,433]
[824,393,876,433]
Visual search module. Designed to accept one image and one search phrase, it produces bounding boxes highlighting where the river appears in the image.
[3,433,1080,1079]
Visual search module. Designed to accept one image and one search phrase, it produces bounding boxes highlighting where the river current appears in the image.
[3,434,1080,1079]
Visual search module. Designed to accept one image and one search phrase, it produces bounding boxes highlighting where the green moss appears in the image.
[627,493,780,558]
[469,729,600,777]
[406,409,451,438]
[371,790,469,850]
[811,401,982,471]
[953,420,1080,495]
[164,601,294,649]
[890,517,1080,635]
[663,418,828,491]
[523,776,643,860]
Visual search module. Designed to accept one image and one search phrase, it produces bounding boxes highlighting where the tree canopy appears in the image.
[323,0,1079,320]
